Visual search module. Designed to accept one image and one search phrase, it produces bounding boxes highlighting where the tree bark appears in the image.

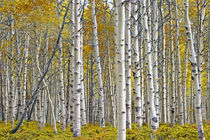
[184,0,205,139]
[116,0,126,139]
[90,0,105,128]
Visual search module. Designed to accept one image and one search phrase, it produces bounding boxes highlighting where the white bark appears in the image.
[90,0,105,128]
[183,42,188,124]
[142,0,158,131]
[73,0,81,136]
[175,0,184,125]
[152,0,159,127]
[169,1,176,126]
[160,0,167,123]
[80,27,86,126]
[8,42,15,125]
[69,0,75,132]
[132,1,142,126]
[22,33,29,122]
[116,0,126,139]
[125,0,132,129]
[58,38,66,130]
[184,0,205,139]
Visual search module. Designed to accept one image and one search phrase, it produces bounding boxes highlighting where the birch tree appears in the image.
[73,0,81,136]
[116,0,126,139]
[184,0,205,139]
[174,0,184,125]
[125,0,131,129]
[22,33,29,122]
[160,0,167,123]
[90,0,105,128]
[207,16,210,122]
[151,0,159,126]
[142,0,158,131]
[132,0,142,126]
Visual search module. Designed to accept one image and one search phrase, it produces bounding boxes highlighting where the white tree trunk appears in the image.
[58,38,66,130]
[125,0,132,129]
[184,0,205,139]
[132,1,142,126]
[169,1,176,126]
[22,34,29,122]
[142,0,158,131]
[152,0,159,127]
[80,27,86,126]
[160,0,167,123]
[8,43,14,125]
[73,0,81,136]
[69,0,75,132]
[90,0,105,128]
[116,0,126,139]
[175,0,184,125]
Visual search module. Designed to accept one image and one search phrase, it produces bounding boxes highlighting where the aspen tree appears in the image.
[0,50,4,122]
[160,0,167,123]
[183,41,189,124]
[184,0,205,139]
[142,0,158,131]
[15,32,22,121]
[90,0,105,128]
[73,0,81,136]
[5,43,9,124]
[125,0,131,129]
[116,0,126,139]
[80,24,86,126]
[22,33,29,122]
[207,16,210,122]
[69,0,75,132]
[174,0,184,125]
[132,0,142,126]
[113,0,118,128]
[151,0,159,126]
[168,0,176,126]
[197,0,206,121]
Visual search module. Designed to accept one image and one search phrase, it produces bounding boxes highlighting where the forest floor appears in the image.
[0,121,209,140]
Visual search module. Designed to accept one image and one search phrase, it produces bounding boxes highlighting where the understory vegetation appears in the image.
[0,121,209,140]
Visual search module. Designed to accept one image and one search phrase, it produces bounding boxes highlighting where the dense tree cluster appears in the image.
[0,0,209,139]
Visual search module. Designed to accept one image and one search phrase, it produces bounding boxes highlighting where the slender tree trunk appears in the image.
[152,0,159,127]
[207,15,210,122]
[183,42,188,124]
[80,27,86,126]
[174,0,184,125]
[90,0,105,128]
[197,0,206,121]
[125,0,132,129]
[22,33,29,122]
[184,0,205,139]
[142,0,158,131]
[116,0,126,139]
[168,0,176,126]
[132,1,142,126]
[69,0,75,132]
[73,0,81,137]
[58,37,66,130]
[0,51,5,122]
[89,55,95,124]
[160,0,167,123]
